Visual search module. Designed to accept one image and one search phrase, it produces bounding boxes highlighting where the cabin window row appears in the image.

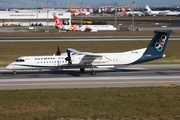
[37,60,67,64]
[35,57,65,60]
[35,58,55,60]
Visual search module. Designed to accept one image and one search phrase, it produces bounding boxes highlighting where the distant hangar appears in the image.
[0,9,71,27]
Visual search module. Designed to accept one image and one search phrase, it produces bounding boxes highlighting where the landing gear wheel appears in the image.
[91,71,96,75]
[13,71,16,75]
[80,68,85,73]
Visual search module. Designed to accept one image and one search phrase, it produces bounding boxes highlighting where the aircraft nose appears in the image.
[5,64,13,70]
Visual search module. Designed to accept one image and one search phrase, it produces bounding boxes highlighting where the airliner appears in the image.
[122,7,143,16]
[52,12,117,32]
[69,7,90,16]
[6,30,172,75]
[79,25,117,32]
[145,5,170,16]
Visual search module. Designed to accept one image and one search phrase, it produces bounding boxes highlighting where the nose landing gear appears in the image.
[13,70,16,75]
[90,65,96,75]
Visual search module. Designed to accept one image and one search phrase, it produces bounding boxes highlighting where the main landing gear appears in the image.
[79,66,96,75]
[80,68,85,73]
[91,70,96,75]
[90,65,96,75]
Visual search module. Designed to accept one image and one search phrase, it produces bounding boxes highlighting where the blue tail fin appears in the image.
[133,30,172,64]
[144,30,172,56]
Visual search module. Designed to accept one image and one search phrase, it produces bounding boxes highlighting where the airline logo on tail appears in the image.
[155,35,167,52]
[52,12,64,28]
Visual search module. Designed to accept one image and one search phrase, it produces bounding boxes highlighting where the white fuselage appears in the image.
[147,10,171,16]
[126,11,144,16]
[145,5,170,16]
[6,48,146,70]
[81,25,117,31]
[164,11,180,16]
[61,25,117,31]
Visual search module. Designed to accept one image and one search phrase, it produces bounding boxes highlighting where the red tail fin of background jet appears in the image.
[52,13,64,28]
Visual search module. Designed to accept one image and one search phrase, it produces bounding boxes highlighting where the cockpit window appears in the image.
[15,59,25,62]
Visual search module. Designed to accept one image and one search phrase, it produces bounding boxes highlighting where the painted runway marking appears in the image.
[159,82,175,87]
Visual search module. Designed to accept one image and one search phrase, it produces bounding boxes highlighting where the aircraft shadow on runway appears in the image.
[1,68,146,77]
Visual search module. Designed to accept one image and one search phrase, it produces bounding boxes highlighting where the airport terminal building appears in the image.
[0,9,71,27]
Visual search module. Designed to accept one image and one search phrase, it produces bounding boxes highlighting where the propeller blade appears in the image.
[65,49,72,64]
[56,46,61,55]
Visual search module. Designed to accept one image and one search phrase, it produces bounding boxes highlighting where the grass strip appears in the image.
[0,87,180,119]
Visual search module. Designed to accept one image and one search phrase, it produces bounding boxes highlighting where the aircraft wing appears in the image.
[67,48,102,57]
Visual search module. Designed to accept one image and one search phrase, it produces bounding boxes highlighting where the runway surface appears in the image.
[0,36,180,42]
[0,64,180,90]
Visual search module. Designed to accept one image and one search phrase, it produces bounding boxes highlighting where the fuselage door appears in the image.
[118,55,122,64]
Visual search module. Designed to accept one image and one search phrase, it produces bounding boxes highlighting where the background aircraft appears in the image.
[122,7,144,16]
[6,30,172,75]
[79,25,117,31]
[69,7,82,16]
[52,13,116,32]
[145,5,170,16]
[69,7,90,16]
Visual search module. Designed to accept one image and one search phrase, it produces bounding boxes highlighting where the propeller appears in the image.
[65,49,72,65]
[56,46,61,56]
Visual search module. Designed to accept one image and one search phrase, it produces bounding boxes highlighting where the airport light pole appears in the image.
[114,2,117,27]
[80,2,83,26]
[36,0,38,29]
[46,0,49,32]
[132,1,135,31]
